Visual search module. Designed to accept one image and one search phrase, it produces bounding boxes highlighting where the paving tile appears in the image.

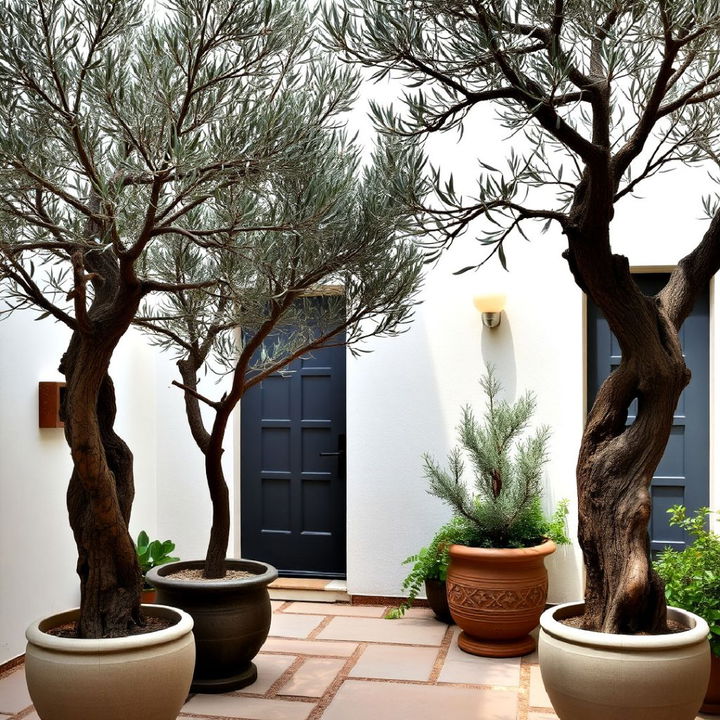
[438,629,520,686]
[269,612,323,639]
[183,694,314,719]
[528,713,558,720]
[0,667,32,714]
[348,644,439,681]
[0,714,14,719]
[278,658,345,698]
[529,665,553,708]
[320,679,517,720]
[271,578,329,589]
[271,600,285,611]
[317,616,447,646]
[261,637,358,657]
[239,654,296,695]
[18,713,38,720]
[402,607,437,619]
[284,602,386,617]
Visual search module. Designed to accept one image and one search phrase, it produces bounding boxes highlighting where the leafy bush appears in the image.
[423,366,570,549]
[654,506,720,657]
[135,531,179,590]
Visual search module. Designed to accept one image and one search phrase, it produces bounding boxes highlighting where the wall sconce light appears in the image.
[473,293,506,328]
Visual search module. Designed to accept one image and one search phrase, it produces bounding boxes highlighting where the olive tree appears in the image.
[137,129,424,578]
[324,0,720,634]
[0,0,367,637]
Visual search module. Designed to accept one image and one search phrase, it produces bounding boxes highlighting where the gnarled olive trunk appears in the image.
[576,309,689,633]
[62,336,142,638]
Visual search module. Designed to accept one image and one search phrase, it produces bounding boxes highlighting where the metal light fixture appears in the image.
[473,293,506,328]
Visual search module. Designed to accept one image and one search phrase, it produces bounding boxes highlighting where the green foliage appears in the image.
[423,365,569,549]
[654,506,720,657]
[386,517,473,619]
[135,531,179,589]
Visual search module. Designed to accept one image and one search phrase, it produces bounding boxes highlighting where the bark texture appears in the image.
[60,242,145,637]
[564,180,720,633]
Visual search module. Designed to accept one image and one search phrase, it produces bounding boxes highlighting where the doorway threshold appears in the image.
[269,577,349,603]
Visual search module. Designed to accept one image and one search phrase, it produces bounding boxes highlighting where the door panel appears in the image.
[241,323,347,577]
[587,273,709,552]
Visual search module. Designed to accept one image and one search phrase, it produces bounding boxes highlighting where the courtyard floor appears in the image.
[0,600,714,720]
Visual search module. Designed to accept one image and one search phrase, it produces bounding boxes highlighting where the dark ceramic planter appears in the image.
[424,579,452,623]
[146,559,278,693]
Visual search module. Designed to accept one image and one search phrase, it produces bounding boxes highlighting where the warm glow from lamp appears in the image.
[473,293,506,328]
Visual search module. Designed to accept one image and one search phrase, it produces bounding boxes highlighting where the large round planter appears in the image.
[25,604,194,720]
[147,558,278,693]
[702,651,720,714]
[539,601,711,720]
[446,540,555,657]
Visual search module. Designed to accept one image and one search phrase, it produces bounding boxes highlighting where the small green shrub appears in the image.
[653,505,720,657]
[423,365,570,549]
[135,531,179,589]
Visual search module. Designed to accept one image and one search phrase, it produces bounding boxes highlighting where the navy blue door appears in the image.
[587,273,709,552]
[240,327,347,577]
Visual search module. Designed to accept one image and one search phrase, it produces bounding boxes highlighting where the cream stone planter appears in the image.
[25,604,195,720]
[539,601,711,720]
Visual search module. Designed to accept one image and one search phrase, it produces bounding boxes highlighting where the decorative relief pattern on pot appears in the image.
[447,581,548,610]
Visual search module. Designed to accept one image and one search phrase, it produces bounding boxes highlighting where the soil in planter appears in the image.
[559,615,688,635]
[47,616,173,638]
[165,569,256,581]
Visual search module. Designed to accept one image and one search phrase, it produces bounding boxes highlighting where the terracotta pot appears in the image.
[25,604,194,720]
[424,579,452,623]
[539,601,710,720]
[147,558,278,693]
[141,587,157,604]
[702,652,720,714]
[446,540,555,657]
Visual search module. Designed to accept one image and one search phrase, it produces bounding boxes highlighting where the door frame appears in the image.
[232,286,348,569]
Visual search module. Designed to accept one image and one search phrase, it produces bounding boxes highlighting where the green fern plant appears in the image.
[386,517,473,618]
[424,365,568,549]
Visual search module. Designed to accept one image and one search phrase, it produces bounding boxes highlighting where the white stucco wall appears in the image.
[1,93,719,665]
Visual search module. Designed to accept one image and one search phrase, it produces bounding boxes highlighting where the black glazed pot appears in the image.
[146,558,278,693]
[424,579,452,623]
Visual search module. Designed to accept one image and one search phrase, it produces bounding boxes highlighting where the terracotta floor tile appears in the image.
[402,607,437,619]
[0,668,32,714]
[277,658,345,697]
[261,637,358,657]
[438,629,521,686]
[317,616,447,646]
[529,666,553,709]
[269,612,324,639]
[183,693,314,719]
[270,578,329,590]
[238,654,296,695]
[348,644,439,681]
[283,602,386,617]
[319,679,517,720]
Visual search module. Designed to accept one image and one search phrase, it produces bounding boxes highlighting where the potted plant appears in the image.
[135,532,179,604]
[325,1,719,716]
[387,517,474,622]
[142,2,426,693]
[421,366,569,657]
[654,506,720,714]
